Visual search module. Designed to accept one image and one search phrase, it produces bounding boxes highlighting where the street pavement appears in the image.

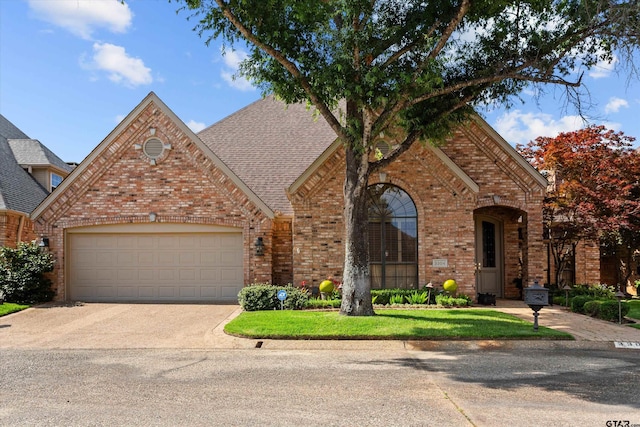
[1,301,640,426]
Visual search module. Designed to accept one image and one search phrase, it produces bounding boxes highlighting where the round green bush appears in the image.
[583,300,602,317]
[597,301,630,322]
[570,295,596,314]
[238,284,308,311]
[0,242,55,304]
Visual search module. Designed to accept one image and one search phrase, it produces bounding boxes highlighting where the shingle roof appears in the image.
[8,139,73,173]
[197,96,339,215]
[0,115,49,213]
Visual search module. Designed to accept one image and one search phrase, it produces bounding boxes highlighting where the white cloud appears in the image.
[604,97,629,114]
[220,50,255,91]
[588,54,618,79]
[28,0,132,40]
[493,110,585,145]
[88,43,152,87]
[115,114,126,123]
[186,120,207,133]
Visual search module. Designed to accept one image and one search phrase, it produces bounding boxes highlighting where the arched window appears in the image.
[368,184,418,289]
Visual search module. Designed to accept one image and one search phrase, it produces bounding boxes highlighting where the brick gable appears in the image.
[33,93,275,300]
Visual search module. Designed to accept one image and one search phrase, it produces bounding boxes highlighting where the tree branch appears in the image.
[213,0,348,140]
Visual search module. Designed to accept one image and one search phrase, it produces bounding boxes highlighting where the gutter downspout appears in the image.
[17,215,25,243]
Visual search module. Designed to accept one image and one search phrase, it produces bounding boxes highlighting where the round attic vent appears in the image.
[143,138,164,159]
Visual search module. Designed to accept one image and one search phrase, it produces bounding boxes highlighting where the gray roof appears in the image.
[197,96,339,215]
[0,115,51,213]
[8,139,73,173]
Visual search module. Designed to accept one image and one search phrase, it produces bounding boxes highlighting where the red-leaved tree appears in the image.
[518,126,640,287]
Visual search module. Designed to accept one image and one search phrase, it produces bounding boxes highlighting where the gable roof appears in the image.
[0,115,49,214]
[8,139,73,173]
[198,96,339,215]
[470,115,547,188]
[32,92,275,220]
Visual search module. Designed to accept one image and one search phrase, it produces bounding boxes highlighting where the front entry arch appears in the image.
[475,215,504,297]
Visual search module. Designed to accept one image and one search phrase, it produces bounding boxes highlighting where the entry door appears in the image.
[475,216,503,297]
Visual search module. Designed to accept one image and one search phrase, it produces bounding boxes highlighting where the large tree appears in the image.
[179,0,640,315]
[518,126,640,287]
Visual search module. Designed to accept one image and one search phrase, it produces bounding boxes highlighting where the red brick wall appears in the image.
[35,101,273,300]
[0,212,37,248]
[574,239,601,284]
[290,121,546,299]
[271,218,294,285]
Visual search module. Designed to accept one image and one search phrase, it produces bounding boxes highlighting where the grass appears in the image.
[224,309,573,340]
[0,303,30,317]
[625,300,640,329]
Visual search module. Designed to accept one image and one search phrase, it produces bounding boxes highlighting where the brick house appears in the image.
[0,114,72,248]
[32,92,547,302]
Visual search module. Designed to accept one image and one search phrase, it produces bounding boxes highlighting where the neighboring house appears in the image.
[0,114,72,248]
[32,92,547,303]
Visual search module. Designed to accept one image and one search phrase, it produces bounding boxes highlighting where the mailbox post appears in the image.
[524,281,549,332]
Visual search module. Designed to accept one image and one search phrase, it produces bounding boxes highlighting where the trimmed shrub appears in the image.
[570,284,616,300]
[583,300,602,317]
[570,295,596,314]
[238,284,308,311]
[0,242,55,304]
[597,301,630,322]
[553,295,568,306]
[435,294,472,307]
[306,299,341,309]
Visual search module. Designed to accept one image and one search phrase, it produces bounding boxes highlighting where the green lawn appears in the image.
[626,300,640,329]
[0,303,29,317]
[225,309,573,340]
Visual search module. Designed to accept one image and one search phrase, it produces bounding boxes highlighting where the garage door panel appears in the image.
[116,252,137,266]
[137,252,154,265]
[200,269,218,281]
[179,252,196,265]
[200,252,219,264]
[220,286,240,299]
[138,287,155,298]
[200,287,218,298]
[69,231,243,302]
[179,269,196,281]
[137,269,155,281]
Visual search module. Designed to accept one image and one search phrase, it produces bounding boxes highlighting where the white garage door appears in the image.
[68,226,243,302]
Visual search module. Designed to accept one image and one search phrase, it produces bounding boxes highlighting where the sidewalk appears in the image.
[490,299,640,342]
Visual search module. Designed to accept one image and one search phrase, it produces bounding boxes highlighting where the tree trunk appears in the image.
[339,144,375,316]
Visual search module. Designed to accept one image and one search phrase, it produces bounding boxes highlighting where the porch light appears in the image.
[255,237,265,256]
[149,212,157,222]
[379,172,387,182]
[562,283,572,307]
[616,286,626,324]
[38,235,50,248]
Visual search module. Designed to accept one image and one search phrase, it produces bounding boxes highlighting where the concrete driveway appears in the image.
[0,302,257,350]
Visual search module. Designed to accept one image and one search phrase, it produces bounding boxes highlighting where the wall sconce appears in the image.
[38,236,50,248]
[379,172,387,182]
[149,127,156,136]
[255,237,265,256]
[149,212,157,222]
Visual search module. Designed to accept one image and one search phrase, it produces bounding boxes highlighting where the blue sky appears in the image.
[1,0,639,164]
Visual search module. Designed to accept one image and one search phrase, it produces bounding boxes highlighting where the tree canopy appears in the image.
[518,126,640,286]
[179,0,640,314]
